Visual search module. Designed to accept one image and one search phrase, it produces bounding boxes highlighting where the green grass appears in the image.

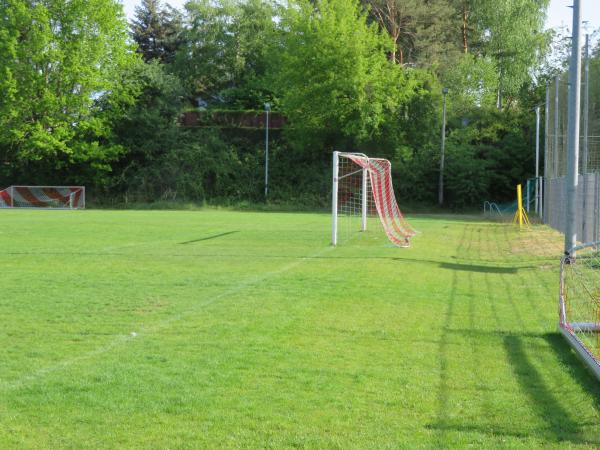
[1,209,599,448]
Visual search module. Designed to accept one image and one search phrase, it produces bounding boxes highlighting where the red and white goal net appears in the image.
[0,186,85,209]
[332,152,415,247]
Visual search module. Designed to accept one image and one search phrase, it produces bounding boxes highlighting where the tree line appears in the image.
[0,0,587,208]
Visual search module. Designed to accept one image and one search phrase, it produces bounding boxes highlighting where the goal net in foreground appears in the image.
[0,186,85,209]
[332,151,415,247]
[560,242,600,380]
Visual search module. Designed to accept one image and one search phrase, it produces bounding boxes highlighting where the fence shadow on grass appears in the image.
[178,231,239,244]
[502,334,589,443]
[438,261,518,274]
[429,330,600,446]
[542,333,600,409]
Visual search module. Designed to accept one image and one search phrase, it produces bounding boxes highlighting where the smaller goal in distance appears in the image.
[332,151,415,247]
[0,186,85,209]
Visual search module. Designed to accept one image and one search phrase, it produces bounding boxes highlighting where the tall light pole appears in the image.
[565,0,582,258]
[535,105,540,215]
[438,87,449,206]
[264,102,270,198]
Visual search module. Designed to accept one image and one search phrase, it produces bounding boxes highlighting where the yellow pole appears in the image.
[513,183,531,229]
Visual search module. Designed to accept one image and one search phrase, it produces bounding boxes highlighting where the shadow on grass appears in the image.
[392,255,542,270]
[0,252,538,272]
[438,261,518,274]
[503,334,587,442]
[178,231,239,244]
[542,333,600,408]
[428,330,600,445]
[433,225,467,446]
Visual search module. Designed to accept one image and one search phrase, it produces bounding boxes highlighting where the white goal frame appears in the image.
[332,152,369,246]
[332,151,415,247]
[559,242,600,381]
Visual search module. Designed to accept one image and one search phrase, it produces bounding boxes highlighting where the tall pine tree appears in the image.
[131,0,183,63]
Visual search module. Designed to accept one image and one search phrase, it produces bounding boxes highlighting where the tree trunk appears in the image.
[462,2,469,54]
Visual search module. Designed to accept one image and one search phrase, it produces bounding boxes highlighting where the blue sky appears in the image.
[121,0,600,34]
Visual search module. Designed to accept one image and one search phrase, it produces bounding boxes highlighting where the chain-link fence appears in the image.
[543,43,600,245]
[539,36,600,381]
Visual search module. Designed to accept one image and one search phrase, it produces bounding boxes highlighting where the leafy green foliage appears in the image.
[0,0,138,185]
[468,0,551,106]
[0,0,554,209]
[98,61,241,202]
[271,0,401,149]
[173,0,276,107]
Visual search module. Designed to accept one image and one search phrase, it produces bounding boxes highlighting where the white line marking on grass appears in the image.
[1,244,334,391]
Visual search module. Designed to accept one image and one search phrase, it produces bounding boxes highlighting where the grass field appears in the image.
[1,209,599,448]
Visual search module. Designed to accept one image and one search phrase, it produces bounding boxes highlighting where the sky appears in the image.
[122,0,185,18]
[121,0,600,33]
[546,0,600,33]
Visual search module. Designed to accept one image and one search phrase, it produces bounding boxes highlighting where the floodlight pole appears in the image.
[542,83,549,220]
[565,0,582,258]
[535,106,540,215]
[438,87,449,206]
[264,102,270,198]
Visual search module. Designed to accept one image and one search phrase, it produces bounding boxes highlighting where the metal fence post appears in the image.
[535,106,540,215]
[593,172,600,241]
[564,0,582,257]
[581,34,590,241]
[554,75,560,179]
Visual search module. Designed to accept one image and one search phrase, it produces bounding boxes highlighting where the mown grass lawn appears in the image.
[1,209,599,448]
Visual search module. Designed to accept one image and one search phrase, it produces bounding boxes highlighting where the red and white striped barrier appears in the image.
[0,186,85,209]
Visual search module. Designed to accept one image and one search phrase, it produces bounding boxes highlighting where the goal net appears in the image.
[332,151,415,247]
[559,242,600,380]
[0,186,85,209]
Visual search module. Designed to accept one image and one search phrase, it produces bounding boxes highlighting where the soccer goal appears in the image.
[0,186,85,209]
[332,151,415,247]
[559,242,600,380]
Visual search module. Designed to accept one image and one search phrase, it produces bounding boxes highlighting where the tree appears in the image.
[272,0,401,148]
[363,0,457,68]
[174,0,275,107]
[0,0,137,184]
[448,0,550,108]
[130,0,184,64]
[477,0,550,107]
[221,0,277,107]
[363,0,550,108]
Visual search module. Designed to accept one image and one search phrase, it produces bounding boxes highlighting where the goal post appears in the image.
[559,242,600,380]
[0,186,85,209]
[332,151,415,247]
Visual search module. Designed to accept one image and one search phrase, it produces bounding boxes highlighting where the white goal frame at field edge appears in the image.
[331,151,415,247]
[559,242,600,381]
[332,151,369,246]
[0,185,86,209]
